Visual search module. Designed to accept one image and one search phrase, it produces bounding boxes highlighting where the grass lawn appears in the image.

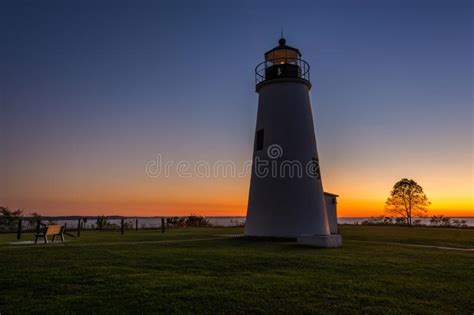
[0,226,473,314]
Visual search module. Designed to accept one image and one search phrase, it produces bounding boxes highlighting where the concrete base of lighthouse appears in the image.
[297,234,342,248]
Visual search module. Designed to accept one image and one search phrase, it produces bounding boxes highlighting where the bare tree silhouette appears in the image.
[385,178,430,226]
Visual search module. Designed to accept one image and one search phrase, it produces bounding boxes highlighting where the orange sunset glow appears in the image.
[3,160,472,217]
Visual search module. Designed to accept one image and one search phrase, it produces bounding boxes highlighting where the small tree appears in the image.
[385,178,430,226]
[0,207,23,219]
[0,207,23,231]
[96,215,109,230]
[28,212,44,230]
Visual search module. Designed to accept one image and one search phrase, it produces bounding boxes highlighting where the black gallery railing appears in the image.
[255,58,310,85]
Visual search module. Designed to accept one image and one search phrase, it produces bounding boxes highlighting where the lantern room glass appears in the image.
[265,49,299,65]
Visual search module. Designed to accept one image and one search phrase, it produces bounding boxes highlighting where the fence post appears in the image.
[17,220,22,240]
[135,219,138,231]
[77,219,81,237]
[121,218,124,235]
[161,218,165,233]
[36,220,41,234]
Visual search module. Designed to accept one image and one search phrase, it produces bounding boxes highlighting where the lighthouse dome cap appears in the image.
[264,37,302,58]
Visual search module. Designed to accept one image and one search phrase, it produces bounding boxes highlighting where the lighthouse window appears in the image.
[256,129,264,151]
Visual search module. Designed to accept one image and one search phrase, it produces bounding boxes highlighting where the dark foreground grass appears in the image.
[0,226,473,314]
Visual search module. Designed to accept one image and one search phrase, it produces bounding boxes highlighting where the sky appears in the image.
[1,0,473,217]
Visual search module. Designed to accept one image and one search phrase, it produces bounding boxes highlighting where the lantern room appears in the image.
[264,37,301,65]
[255,37,310,87]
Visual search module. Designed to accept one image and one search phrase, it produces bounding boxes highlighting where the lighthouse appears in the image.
[245,38,342,247]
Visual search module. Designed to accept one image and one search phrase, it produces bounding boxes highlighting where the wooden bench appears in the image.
[35,224,65,244]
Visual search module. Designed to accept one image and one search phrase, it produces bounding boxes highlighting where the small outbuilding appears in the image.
[324,192,339,235]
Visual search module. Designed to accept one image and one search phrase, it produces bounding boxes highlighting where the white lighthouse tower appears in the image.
[245,38,342,247]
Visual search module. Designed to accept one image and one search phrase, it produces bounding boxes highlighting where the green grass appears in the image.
[0,226,473,314]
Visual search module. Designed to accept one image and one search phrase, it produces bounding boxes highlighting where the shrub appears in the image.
[166,217,186,228]
[430,215,451,226]
[361,216,395,225]
[166,215,212,228]
[185,214,212,227]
